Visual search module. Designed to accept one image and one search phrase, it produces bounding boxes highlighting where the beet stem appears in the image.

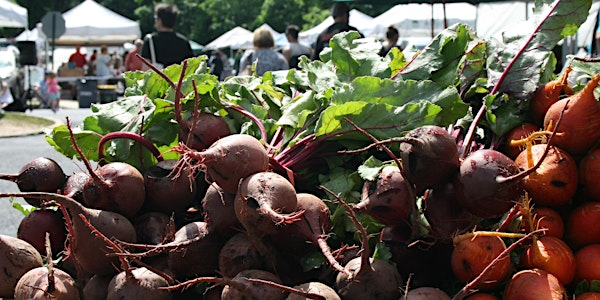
[0,173,18,182]
[226,104,268,143]
[135,53,176,89]
[185,79,202,147]
[97,131,164,163]
[320,185,372,279]
[316,237,352,277]
[173,60,188,128]
[65,117,103,184]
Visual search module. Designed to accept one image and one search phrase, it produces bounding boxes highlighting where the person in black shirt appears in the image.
[311,2,363,61]
[379,25,400,57]
[141,3,194,70]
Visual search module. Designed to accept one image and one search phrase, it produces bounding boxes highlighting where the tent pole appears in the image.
[431,3,434,37]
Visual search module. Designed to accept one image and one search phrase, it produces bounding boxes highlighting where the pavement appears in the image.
[0,101,94,237]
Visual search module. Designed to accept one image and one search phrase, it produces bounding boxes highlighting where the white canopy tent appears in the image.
[55,0,141,46]
[205,24,286,51]
[299,9,386,45]
[0,0,27,28]
[204,26,253,50]
[373,3,477,38]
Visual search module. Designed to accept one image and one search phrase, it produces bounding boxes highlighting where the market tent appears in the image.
[473,1,532,39]
[189,40,204,56]
[373,3,477,38]
[299,9,386,45]
[16,23,45,41]
[475,1,599,49]
[55,0,141,46]
[0,0,27,28]
[204,26,253,50]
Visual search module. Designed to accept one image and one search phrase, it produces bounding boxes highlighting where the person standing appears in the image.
[282,24,312,69]
[46,71,61,112]
[209,49,225,79]
[95,45,113,77]
[68,45,87,68]
[239,27,289,76]
[311,2,363,61]
[379,25,400,57]
[125,39,144,72]
[141,3,194,70]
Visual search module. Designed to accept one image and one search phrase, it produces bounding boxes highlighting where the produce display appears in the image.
[2,0,600,299]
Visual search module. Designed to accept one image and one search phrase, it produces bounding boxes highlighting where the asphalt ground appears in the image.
[0,100,93,237]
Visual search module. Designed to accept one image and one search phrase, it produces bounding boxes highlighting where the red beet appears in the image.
[17,208,67,258]
[14,265,80,300]
[144,159,197,214]
[175,133,269,194]
[234,171,301,237]
[0,157,66,206]
[1,192,137,276]
[133,212,171,245]
[201,183,242,237]
[218,232,265,278]
[270,193,347,276]
[179,112,232,151]
[398,125,460,191]
[81,161,146,218]
[423,182,476,241]
[324,188,403,300]
[106,267,173,300]
[167,221,225,278]
[356,165,414,226]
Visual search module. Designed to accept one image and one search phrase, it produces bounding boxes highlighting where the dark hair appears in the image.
[331,2,350,18]
[386,26,399,40]
[286,25,300,40]
[155,3,179,28]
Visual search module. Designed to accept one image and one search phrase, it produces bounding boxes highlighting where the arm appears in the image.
[282,46,291,61]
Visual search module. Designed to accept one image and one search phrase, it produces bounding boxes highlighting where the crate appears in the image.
[98,84,118,103]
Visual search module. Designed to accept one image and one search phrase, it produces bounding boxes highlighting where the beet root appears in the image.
[286,282,341,300]
[221,269,288,300]
[167,221,225,278]
[144,159,197,214]
[335,257,403,300]
[1,192,137,276]
[218,232,265,278]
[175,133,269,194]
[133,212,171,245]
[423,183,476,242]
[234,171,301,237]
[0,157,67,207]
[399,125,460,192]
[0,235,44,298]
[106,267,173,300]
[82,161,146,218]
[14,266,80,300]
[179,112,232,151]
[82,274,112,300]
[17,208,68,258]
[454,149,523,219]
[202,183,242,237]
[356,165,414,226]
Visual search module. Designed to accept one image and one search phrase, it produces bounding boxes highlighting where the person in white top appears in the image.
[282,24,313,69]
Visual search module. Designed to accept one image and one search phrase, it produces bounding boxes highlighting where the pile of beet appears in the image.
[3,62,600,300]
